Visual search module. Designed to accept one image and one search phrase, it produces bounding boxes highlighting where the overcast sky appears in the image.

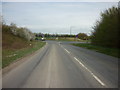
[2,2,118,34]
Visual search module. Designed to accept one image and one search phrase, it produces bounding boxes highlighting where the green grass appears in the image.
[72,43,119,58]
[2,41,46,68]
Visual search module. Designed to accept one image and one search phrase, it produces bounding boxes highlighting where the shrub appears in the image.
[3,22,35,41]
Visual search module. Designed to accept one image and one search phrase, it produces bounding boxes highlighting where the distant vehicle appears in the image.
[41,37,45,41]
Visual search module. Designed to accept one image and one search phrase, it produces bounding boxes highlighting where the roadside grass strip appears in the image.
[2,41,46,68]
[72,43,119,58]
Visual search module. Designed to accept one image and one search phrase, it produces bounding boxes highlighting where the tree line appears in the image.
[35,33,76,38]
[91,6,119,48]
[35,33,90,40]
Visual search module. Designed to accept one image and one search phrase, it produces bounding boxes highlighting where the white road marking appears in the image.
[74,57,105,86]
[64,49,70,54]
[58,42,61,45]
[74,57,79,62]
[62,46,106,86]
[91,73,105,86]
[61,46,63,48]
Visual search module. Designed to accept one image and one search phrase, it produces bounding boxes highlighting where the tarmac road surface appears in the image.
[2,41,118,88]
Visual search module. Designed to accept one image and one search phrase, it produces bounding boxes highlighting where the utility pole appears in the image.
[70,26,75,37]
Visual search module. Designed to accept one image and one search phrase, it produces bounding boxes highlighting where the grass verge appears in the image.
[2,41,46,68]
[72,43,119,58]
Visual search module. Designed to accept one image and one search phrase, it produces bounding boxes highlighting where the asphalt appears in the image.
[2,40,118,88]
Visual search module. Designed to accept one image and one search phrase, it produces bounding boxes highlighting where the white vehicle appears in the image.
[41,37,45,41]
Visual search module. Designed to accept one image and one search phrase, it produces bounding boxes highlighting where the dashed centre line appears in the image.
[74,57,105,86]
[64,49,70,54]
[61,45,106,87]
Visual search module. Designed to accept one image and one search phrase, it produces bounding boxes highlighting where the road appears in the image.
[2,41,118,88]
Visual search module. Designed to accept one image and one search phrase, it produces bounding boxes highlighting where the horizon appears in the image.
[2,2,118,34]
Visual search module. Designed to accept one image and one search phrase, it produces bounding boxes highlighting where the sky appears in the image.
[2,2,118,35]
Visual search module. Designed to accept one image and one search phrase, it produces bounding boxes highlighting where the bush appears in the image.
[3,23,35,41]
[77,33,88,40]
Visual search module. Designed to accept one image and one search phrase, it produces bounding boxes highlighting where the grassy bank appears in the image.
[2,41,46,68]
[72,43,119,58]
[2,24,46,68]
